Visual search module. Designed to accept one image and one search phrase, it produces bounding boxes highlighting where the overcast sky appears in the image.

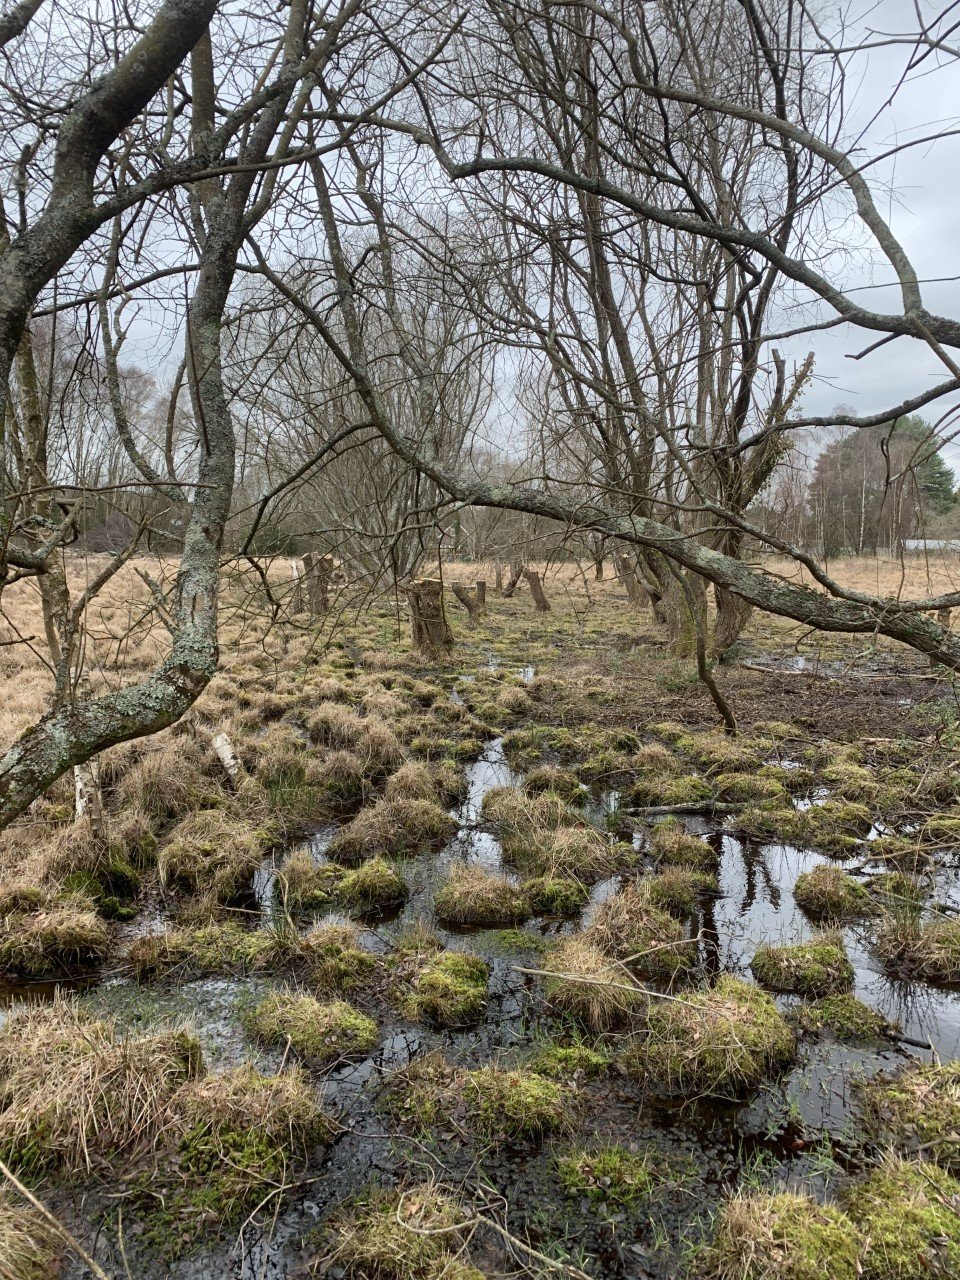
[797,1,960,469]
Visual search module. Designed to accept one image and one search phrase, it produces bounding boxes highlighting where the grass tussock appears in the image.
[384,760,462,806]
[843,1156,960,1279]
[543,936,642,1031]
[433,863,529,926]
[751,933,854,997]
[128,921,277,980]
[630,975,796,1099]
[523,875,588,916]
[794,865,877,922]
[703,1189,860,1280]
[640,867,718,916]
[158,809,266,906]
[858,1061,960,1170]
[245,992,378,1063]
[299,921,378,993]
[338,856,409,914]
[0,1188,63,1280]
[306,701,403,771]
[0,999,201,1176]
[585,880,696,978]
[274,848,343,911]
[321,1183,483,1280]
[405,951,489,1028]
[647,818,717,868]
[0,900,109,976]
[326,799,455,864]
[875,912,960,984]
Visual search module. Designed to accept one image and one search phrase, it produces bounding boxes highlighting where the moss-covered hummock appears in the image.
[703,1190,860,1280]
[794,994,893,1044]
[544,936,642,1031]
[631,975,795,1099]
[523,875,588,916]
[406,951,489,1028]
[157,809,266,906]
[299,921,378,993]
[640,867,718,916]
[858,1061,960,1170]
[751,933,854,997]
[556,1144,665,1210]
[0,901,109,976]
[843,1157,960,1279]
[433,864,528,926]
[647,818,717,868]
[274,849,343,911]
[794,865,877,922]
[326,798,456,864]
[325,1184,483,1280]
[530,1039,612,1079]
[466,1065,568,1144]
[128,921,277,980]
[524,764,585,803]
[245,992,378,1063]
[337,856,408,914]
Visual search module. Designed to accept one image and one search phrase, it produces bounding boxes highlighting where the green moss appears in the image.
[631,771,712,807]
[274,849,343,911]
[525,765,585,803]
[858,1062,960,1170]
[523,875,588,915]
[730,804,808,844]
[530,1039,612,1079]
[406,951,488,1027]
[803,800,874,854]
[794,995,893,1043]
[794,866,877,922]
[244,992,378,1063]
[467,1065,568,1143]
[844,1158,960,1279]
[557,1145,662,1209]
[703,1190,860,1280]
[338,857,408,914]
[482,928,550,954]
[631,975,796,1099]
[299,922,378,993]
[751,934,854,997]
[713,773,787,803]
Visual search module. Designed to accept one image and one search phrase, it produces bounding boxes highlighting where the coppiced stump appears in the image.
[523,568,551,612]
[406,579,454,653]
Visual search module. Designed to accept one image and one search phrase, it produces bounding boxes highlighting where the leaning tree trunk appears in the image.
[502,561,524,598]
[451,581,485,622]
[406,578,454,653]
[615,555,647,607]
[523,568,551,612]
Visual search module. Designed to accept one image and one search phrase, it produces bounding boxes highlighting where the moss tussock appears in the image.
[433,863,528,926]
[751,933,854,997]
[704,1190,860,1280]
[338,857,409,914]
[245,992,378,1063]
[794,865,877,922]
[858,1061,960,1170]
[405,951,489,1028]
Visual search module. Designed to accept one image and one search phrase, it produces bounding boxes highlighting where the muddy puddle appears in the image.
[6,665,959,1278]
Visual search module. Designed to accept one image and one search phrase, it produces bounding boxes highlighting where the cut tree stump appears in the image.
[615,555,646,607]
[523,568,551,612]
[503,561,524,598]
[302,552,333,615]
[452,581,486,622]
[406,578,454,653]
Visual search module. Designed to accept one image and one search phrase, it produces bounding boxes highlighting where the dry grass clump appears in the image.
[523,875,588,916]
[338,856,409,914]
[157,809,265,906]
[384,760,462,806]
[647,818,717,868]
[245,992,378,1064]
[524,765,585,804]
[433,864,529,926]
[481,785,569,847]
[326,799,455,864]
[0,900,109,976]
[543,936,642,1031]
[875,911,960,984]
[303,750,369,813]
[322,1183,483,1280]
[858,1061,960,1170]
[751,933,854,997]
[113,734,218,825]
[0,999,201,1176]
[0,1188,63,1280]
[127,921,278,980]
[703,1189,860,1280]
[640,868,718,916]
[274,848,343,911]
[585,880,696,978]
[794,865,877,922]
[306,701,403,771]
[631,975,796,1099]
[177,1062,332,1151]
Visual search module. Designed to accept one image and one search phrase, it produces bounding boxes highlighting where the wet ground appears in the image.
[5,661,960,1279]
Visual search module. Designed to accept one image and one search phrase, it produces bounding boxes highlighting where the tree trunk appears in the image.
[503,561,524,598]
[494,563,503,593]
[932,606,952,668]
[615,554,645,606]
[302,552,332,614]
[594,556,604,580]
[476,580,486,608]
[451,582,481,622]
[406,578,454,653]
[73,761,106,840]
[713,586,754,659]
[523,568,551,611]
[289,558,303,613]
[212,730,245,784]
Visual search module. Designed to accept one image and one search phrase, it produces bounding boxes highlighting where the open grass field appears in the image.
[0,553,959,1278]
